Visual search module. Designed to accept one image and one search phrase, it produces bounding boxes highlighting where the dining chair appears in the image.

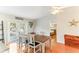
[27,34,42,53]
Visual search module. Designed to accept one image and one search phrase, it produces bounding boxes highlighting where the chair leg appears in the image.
[42,43,45,53]
[34,46,35,53]
[28,46,30,53]
[37,45,41,53]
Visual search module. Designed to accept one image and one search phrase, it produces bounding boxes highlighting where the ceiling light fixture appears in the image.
[51,6,68,15]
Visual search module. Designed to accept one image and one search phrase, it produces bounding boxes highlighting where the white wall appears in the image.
[56,7,79,44]
[35,14,57,36]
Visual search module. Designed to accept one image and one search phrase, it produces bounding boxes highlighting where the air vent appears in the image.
[15,16,24,20]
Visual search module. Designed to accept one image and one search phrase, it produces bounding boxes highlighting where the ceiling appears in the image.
[0,6,51,19]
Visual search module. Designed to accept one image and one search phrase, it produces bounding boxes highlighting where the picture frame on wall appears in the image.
[10,23,16,32]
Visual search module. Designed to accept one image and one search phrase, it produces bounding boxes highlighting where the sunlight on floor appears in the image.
[9,42,18,53]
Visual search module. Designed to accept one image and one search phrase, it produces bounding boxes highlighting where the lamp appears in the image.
[19,27,25,35]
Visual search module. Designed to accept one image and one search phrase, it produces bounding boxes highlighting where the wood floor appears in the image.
[49,32,79,53]
[46,43,79,53]
[9,42,79,53]
[18,42,79,53]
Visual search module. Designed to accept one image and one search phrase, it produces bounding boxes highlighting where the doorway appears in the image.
[50,29,56,41]
[50,23,57,48]
[0,21,4,43]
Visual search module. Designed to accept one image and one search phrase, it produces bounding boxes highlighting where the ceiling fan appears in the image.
[51,6,68,15]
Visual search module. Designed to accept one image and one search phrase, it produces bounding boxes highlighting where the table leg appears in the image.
[19,37,22,53]
[49,39,51,49]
